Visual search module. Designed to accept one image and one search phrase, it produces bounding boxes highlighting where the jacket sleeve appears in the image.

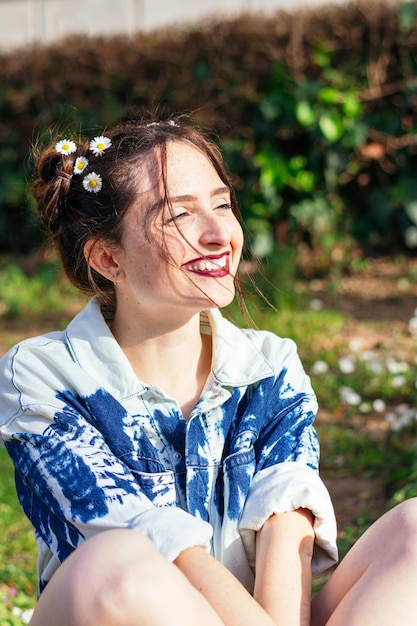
[237,334,338,574]
[0,343,213,571]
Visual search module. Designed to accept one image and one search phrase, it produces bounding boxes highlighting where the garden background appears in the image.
[2,0,417,622]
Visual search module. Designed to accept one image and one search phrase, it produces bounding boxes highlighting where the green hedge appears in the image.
[1,0,417,266]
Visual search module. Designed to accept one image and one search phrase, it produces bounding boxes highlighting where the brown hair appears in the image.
[32,118,241,306]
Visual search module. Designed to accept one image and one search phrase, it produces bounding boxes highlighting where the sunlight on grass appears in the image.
[0,260,86,323]
[1,257,417,619]
[0,447,36,624]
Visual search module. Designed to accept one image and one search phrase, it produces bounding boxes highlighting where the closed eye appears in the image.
[164,209,189,224]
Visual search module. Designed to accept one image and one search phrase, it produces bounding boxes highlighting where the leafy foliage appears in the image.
[1,1,417,264]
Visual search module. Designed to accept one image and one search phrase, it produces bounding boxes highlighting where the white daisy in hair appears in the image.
[89,135,112,156]
[55,139,77,155]
[82,172,102,193]
[73,156,89,175]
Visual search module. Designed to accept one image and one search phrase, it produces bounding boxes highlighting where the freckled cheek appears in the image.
[163,233,188,265]
[233,225,244,258]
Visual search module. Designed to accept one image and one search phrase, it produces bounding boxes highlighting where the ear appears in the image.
[84,239,126,283]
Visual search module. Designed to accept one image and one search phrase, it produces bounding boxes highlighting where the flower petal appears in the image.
[73,156,89,175]
[89,135,112,156]
[55,139,77,155]
[82,172,102,193]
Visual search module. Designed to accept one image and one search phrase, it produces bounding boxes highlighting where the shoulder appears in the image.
[212,309,300,363]
[0,330,67,373]
[0,301,102,416]
[208,309,306,386]
[0,330,73,430]
[0,298,103,377]
[241,326,298,360]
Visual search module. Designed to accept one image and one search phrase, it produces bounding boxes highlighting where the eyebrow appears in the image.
[167,186,231,204]
[147,186,231,216]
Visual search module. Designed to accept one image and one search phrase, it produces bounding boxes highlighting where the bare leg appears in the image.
[311,498,417,626]
[29,529,224,626]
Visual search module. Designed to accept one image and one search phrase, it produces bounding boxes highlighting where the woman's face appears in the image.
[112,140,244,319]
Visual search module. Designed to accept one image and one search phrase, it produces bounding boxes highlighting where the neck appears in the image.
[111,308,212,419]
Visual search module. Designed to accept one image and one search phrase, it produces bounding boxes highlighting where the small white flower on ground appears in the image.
[398,414,416,429]
[391,375,406,388]
[309,298,324,311]
[83,172,102,193]
[385,412,401,430]
[311,360,329,375]
[73,156,89,175]
[12,607,34,624]
[397,406,416,429]
[366,360,384,374]
[55,139,77,155]
[360,349,378,362]
[349,338,364,352]
[359,402,371,413]
[372,398,386,413]
[21,609,34,624]
[397,403,410,413]
[338,356,356,374]
[386,404,416,431]
[386,358,409,374]
[89,135,112,155]
[339,386,362,405]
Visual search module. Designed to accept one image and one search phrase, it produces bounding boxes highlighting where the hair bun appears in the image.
[33,146,75,230]
[39,150,63,184]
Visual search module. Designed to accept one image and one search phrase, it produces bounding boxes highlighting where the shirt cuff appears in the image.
[239,462,338,574]
[132,507,213,562]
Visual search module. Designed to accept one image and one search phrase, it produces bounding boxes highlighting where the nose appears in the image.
[198,211,231,247]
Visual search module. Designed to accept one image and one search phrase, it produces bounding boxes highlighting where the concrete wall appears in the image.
[0,0,350,51]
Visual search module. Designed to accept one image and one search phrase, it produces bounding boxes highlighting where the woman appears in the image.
[0,118,416,626]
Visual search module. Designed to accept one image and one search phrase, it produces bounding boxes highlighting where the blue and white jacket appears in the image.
[0,299,338,595]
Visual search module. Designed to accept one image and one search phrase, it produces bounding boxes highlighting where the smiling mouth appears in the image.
[182,254,230,277]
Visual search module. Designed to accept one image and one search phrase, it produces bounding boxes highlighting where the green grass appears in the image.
[0,260,82,623]
[230,260,417,557]
[0,447,36,625]
[0,258,86,326]
[1,257,417,618]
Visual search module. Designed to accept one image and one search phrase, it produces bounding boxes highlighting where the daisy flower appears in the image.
[55,139,77,155]
[89,135,112,156]
[82,172,102,193]
[311,360,329,375]
[73,156,89,175]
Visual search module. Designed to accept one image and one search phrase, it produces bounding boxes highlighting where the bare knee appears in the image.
[349,497,417,570]
[70,530,167,619]
[33,529,171,626]
[311,499,417,626]
[388,498,417,557]
[391,497,417,529]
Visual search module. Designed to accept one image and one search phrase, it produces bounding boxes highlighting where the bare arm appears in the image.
[174,545,275,626]
[254,508,315,626]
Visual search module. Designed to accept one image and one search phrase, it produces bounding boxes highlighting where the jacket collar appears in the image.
[206,308,275,386]
[65,299,274,401]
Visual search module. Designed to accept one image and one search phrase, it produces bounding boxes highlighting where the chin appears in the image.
[207,289,236,309]
[182,279,236,310]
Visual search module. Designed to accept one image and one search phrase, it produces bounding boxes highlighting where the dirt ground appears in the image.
[305,256,417,531]
[1,256,417,535]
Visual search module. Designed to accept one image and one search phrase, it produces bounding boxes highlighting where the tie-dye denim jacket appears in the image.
[0,299,338,595]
